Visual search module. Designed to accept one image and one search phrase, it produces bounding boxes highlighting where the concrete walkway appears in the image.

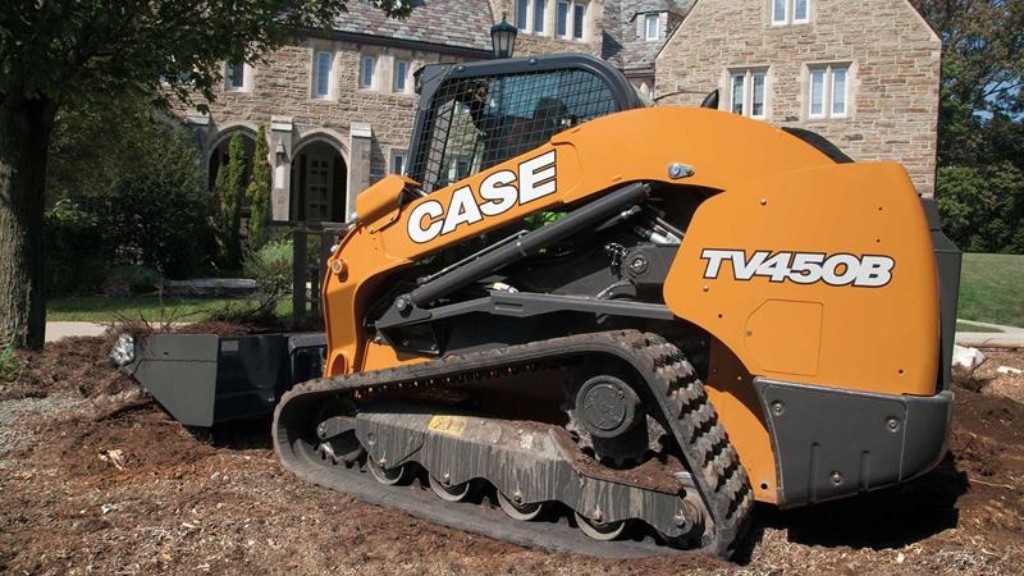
[956,319,1024,347]
[45,322,109,342]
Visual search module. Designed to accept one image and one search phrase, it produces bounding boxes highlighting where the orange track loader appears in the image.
[119,54,961,558]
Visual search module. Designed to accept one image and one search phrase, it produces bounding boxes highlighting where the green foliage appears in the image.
[103,265,163,297]
[937,163,1024,254]
[243,239,293,298]
[0,332,22,385]
[44,98,210,294]
[215,133,248,269]
[44,198,108,295]
[913,2,1024,254]
[1,1,416,347]
[246,127,273,250]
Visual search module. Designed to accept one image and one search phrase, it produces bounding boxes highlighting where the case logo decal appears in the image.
[701,249,895,287]
[407,150,557,243]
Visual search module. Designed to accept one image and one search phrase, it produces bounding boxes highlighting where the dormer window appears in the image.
[645,13,660,41]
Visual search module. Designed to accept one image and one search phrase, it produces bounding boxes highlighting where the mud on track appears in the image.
[0,337,1022,575]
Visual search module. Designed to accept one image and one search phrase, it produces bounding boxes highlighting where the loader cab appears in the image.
[407,54,644,194]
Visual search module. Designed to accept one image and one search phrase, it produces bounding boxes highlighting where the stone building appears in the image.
[603,1,694,99]
[654,0,941,195]
[192,0,495,223]
[190,0,941,227]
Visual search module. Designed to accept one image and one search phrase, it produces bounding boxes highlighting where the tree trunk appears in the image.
[0,94,56,349]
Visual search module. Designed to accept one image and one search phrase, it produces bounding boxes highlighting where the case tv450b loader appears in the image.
[116,54,961,558]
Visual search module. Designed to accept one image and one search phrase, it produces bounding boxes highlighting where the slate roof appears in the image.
[625,0,693,18]
[604,0,694,72]
[331,0,494,53]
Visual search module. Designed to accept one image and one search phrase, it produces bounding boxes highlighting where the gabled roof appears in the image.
[330,0,495,54]
[626,0,693,19]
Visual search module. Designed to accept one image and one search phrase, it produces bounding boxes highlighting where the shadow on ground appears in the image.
[734,454,967,563]
[192,416,275,451]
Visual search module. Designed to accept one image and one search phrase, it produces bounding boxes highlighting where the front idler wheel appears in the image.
[497,491,546,521]
[574,511,627,541]
[428,474,474,502]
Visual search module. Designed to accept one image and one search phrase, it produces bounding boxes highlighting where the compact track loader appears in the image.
[118,54,961,558]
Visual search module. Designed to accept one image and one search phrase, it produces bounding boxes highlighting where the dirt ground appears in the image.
[1,337,1022,575]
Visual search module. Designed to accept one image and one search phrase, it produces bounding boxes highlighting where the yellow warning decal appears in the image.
[428,415,467,437]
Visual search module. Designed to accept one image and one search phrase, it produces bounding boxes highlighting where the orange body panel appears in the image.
[319,106,940,504]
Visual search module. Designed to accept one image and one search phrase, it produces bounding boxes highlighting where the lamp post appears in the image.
[490,14,518,59]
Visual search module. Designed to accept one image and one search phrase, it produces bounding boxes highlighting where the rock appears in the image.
[164,278,258,297]
[952,345,986,371]
[996,366,1023,376]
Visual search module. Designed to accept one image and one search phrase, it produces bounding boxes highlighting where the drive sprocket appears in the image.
[563,373,667,468]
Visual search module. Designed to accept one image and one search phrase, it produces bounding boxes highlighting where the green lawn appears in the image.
[958,253,1024,328]
[47,296,292,323]
[955,321,1003,333]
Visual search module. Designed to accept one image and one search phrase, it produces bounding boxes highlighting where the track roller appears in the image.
[367,459,410,486]
[574,511,628,541]
[428,475,473,502]
[497,491,546,521]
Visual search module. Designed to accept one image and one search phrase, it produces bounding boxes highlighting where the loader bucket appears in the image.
[119,333,325,427]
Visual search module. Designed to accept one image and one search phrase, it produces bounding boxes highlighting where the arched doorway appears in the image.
[290,139,347,223]
[207,129,257,191]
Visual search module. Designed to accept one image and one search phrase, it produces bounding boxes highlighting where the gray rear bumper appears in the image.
[755,378,953,508]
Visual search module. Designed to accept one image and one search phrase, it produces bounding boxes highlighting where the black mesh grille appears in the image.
[412,69,619,193]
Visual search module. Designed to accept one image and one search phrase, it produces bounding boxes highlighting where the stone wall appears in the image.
[655,0,941,196]
[191,39,470,220]
[489,1,604,57]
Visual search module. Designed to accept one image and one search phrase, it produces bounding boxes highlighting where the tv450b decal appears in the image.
[701,249,895,287]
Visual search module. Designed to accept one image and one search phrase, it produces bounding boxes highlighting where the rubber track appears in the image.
[273,330,753,557]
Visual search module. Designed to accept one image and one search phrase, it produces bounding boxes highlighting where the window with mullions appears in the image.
[557,0,587,40]
[729,68,768,119]
[413,69,618,192]
[808,63,850,119]
[772,0,809,26]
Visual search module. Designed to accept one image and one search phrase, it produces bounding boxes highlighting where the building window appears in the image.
[393,59,409,93]
[313,51,333,98]
[516,0,553,35]
[359,55,376,89]
[226,62,247,91]
[391,149,407,175]
[557,1,569,37]
[573,3,586,39]
[645,13,660,41]
[808,64,850,119]
[773,0,810,25]
[533,0,546,34]
[728,69,768,119]
[516,0,529,30]
[556,0,586,40]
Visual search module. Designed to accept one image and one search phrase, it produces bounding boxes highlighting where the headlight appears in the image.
[109,333,136,367]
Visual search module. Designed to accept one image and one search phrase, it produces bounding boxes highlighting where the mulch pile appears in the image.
[1,338,1022,574]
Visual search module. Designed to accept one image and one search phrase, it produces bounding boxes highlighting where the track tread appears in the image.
[273,330,753,557]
